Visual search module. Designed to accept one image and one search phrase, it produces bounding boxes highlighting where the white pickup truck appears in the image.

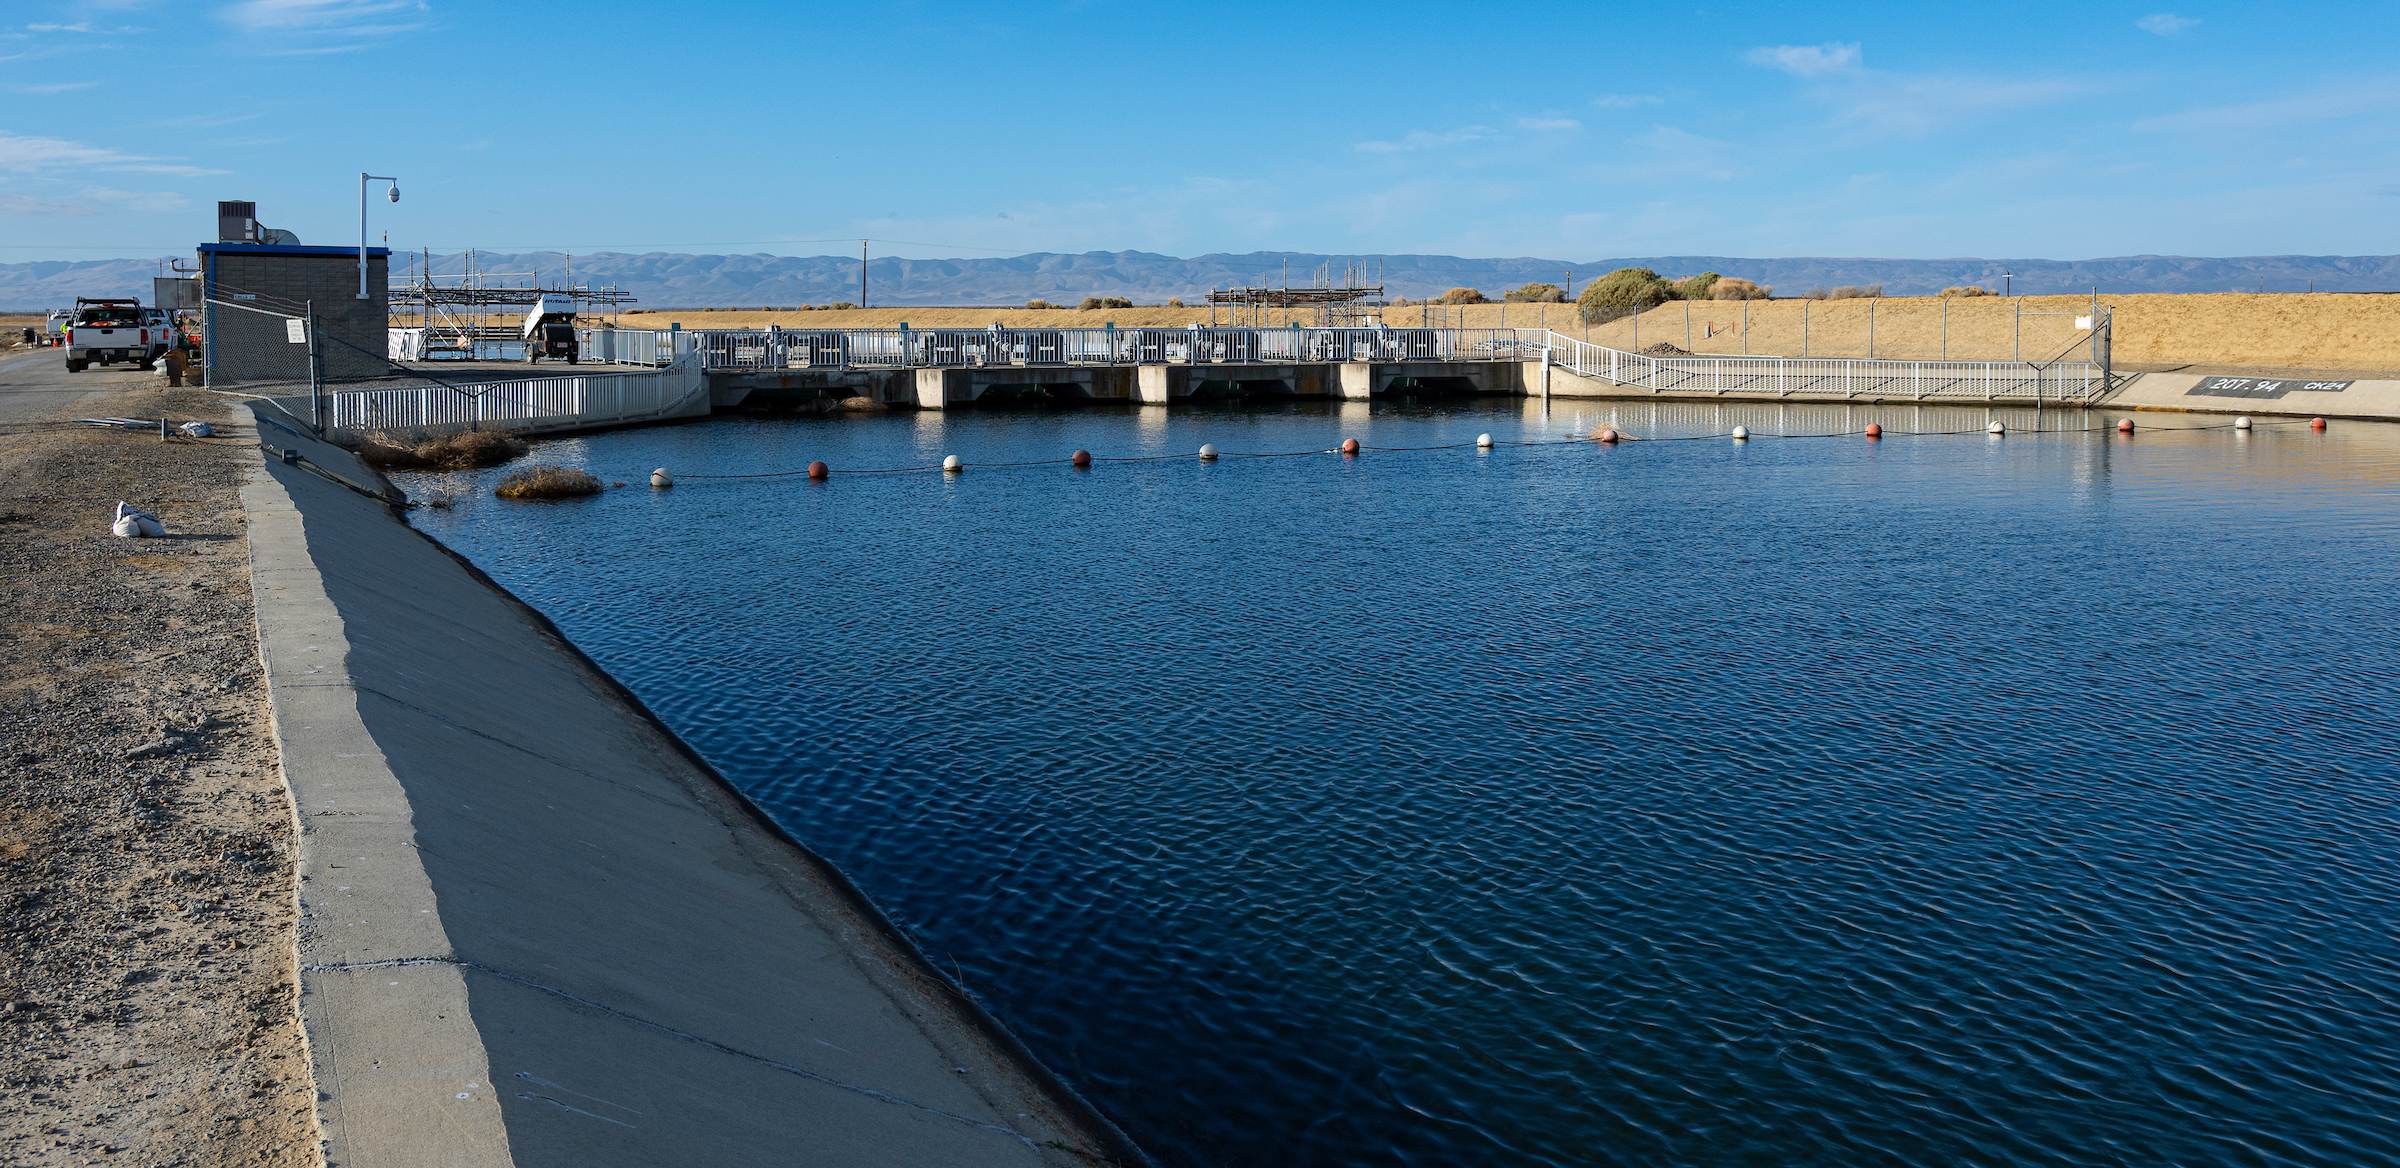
[65,297,172,372]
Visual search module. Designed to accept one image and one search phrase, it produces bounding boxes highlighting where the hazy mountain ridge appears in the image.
[9,250,2400,310]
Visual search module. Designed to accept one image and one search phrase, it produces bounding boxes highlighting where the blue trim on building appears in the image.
[198,242,392,258]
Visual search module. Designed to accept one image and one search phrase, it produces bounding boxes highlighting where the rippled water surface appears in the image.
[398,400,2400,1167]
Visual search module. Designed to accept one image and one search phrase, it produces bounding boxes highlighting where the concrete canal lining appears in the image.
[242,414,1142,1167]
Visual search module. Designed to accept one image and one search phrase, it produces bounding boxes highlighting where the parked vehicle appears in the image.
[65,298,171,372]
[522,294,578,363]
[44,310,70,346]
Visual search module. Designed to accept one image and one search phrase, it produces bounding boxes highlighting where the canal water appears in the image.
[396,400,2400,1168]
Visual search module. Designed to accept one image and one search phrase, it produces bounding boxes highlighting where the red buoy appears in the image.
[807,460,830,481]
[1340,437,1360,456]
[1071,449,1092,468]
[2117,419,2135,434]
[1864,423,1882,439]
[2311,417,2328,431]
[1596,427,1620,444]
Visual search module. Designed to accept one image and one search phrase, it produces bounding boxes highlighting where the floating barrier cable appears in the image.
[651,414,2325,486]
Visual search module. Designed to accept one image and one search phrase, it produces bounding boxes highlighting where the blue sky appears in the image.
[4,0,2397,264]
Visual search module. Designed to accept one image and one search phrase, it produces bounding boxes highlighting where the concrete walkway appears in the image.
[242,415,1139,1167]
[2104,370,2400,420]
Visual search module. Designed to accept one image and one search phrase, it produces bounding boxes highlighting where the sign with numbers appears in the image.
[2186,376,2350,399]
[285,318,307,345]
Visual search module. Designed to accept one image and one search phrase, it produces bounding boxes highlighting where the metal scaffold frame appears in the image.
[389,248,639,358]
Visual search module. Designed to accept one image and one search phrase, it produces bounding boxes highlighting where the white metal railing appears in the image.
[320,353,709,440]
[1537,332,2102,404]
[685,326,1542,372]
[577,327,695,367]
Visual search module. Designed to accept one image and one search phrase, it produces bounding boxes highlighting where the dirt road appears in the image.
[0,350,314,1165]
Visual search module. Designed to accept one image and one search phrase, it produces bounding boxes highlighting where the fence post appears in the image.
[1802,301,1809,357]
[2014,297,2022,361]
[1743,300,1749,355]
[1868,299,1876,358]
[304,300,324,439]
[1941,298,1948,359]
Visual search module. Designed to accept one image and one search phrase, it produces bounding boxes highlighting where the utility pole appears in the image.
[859,240,869,308]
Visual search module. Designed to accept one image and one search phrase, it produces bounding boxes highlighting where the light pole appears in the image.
[359,172,399,299]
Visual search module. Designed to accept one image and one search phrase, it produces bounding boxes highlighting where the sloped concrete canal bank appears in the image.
[242,414,1141,1167]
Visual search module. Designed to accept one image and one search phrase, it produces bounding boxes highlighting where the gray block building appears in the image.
[199,243,389,385]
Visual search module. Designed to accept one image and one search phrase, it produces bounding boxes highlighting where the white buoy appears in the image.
[1199,443,1220,461]
[649,467,673,489]
[1476,433,1494,449]
[942,454,963,473]
[1731,425,1749,441]
[2234,415,2253,431]
[1987,420,2006,436]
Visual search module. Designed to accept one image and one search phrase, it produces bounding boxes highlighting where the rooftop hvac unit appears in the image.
[217,200,257,243]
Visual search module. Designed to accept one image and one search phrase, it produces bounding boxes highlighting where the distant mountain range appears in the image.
[9,250,2399,310]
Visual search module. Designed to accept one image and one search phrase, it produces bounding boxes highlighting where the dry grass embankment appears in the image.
[494,466,603,500]
[354,429,528,470]
[621,292,2400,375]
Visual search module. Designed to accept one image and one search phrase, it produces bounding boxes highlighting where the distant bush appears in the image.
[1668,272,1720,300]
[1502,282,1567,303]
[1710,277,1772,300]
[1165,297,1185,308]
[1939,285,1997,298]
[1436,287,1489,305]
[494,466,603,501]
[1077,296,1134,310]
[1577,267,1672,321]
[816,301,858,311]
[1025,299,1056,310]
[1808,284,1884,300]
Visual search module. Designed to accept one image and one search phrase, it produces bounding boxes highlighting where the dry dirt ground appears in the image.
[0,351,315,1166]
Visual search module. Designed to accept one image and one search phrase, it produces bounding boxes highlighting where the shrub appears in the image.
[1668,272,1721,300]
[1939,285,1997,297]
[1814,284,1883,300]
[1502,282,1567,303]
[822,301,858,311]
[356,428,528,470]
[1165,297,1184,308]
[1025,299,1055,310]
[1710,277,1772,300]
[494,467,603,500]
[1435,286,1489,305]
[1577,267,1672,321]
[1077,296,1133,310]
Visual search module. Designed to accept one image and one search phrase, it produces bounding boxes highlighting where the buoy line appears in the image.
[653,415,2327,485]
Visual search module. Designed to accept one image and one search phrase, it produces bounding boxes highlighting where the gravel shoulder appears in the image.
[0,348,315,1165]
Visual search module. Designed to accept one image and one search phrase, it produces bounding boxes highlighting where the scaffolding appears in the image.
[388,249,639,358]
[1205,258,1386,326]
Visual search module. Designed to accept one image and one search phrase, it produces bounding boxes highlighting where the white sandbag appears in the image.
[179,421,215,438]
[111,501,164,539]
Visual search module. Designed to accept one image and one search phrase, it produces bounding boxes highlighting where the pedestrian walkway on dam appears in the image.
[242,417,1141,1167]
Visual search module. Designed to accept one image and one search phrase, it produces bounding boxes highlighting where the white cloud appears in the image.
[1517,116,1582,132]
[1829,73,2093,137]
[0,133,224,176]
[217,0,428,50]
[1354,125,1494,154]
[1591,94,1663,110]
[2132,77,2400,134]
[2137,13,2199,36]
[0,186,188,215]
[1744,42,1861,77]
[27,22,93,33]
[13,81,97,95]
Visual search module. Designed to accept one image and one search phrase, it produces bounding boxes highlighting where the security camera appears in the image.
[387,185,401,203]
